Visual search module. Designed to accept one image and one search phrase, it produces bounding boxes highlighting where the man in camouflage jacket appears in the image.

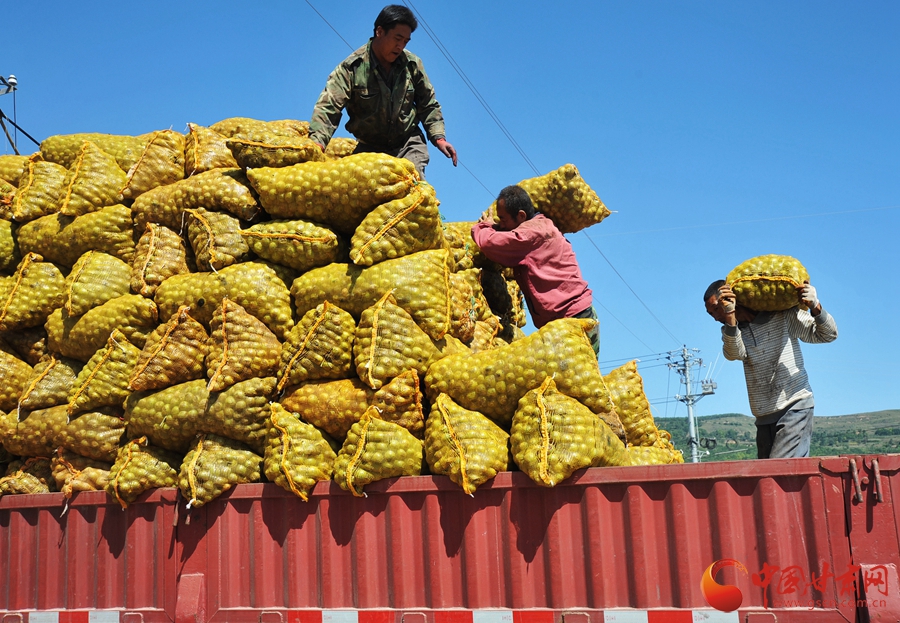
[309,5,457,178]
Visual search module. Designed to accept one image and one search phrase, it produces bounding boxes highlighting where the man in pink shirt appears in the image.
[471,184,599,357]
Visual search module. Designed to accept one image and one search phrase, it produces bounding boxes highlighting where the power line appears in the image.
[303,0,354,51]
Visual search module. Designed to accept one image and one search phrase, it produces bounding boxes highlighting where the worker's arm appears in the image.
[309,63,353,149]
[714,284,747,361]
[471,221,534,266]
[409,59,448,148]
[791,284,838,343]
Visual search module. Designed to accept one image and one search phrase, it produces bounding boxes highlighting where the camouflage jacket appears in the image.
[309,40,447,149]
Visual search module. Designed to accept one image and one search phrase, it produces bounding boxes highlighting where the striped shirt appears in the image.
[722,308,838,417]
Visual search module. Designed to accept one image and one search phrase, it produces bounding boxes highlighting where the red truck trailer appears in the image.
[2,455,898,623]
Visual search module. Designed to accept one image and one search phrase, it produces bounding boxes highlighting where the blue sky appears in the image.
[4,1,898,420]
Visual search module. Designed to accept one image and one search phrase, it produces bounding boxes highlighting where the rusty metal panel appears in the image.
[0,489,178,622]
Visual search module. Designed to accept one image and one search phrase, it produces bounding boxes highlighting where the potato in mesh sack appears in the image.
[129,306,209,392]
[0,349,33,412]
[17,204,136,268]
[121,129,186,200]
[210,117,310,142]
[726,254,810,312]
[68,329,141,417]
[56,407,126,463]
[324,137,358,160]
[64,251,132,316]
[276,302,356,393]
[204,376,277,455]
[354,292,440,390]
[265,402,336,501]
[247,152,420,234]
[207,298,281,393]
[0,404,67,456]
[46,294,159,362]
[371,370,425,439]
[241,219,345,273]
[280,378,372,441]
[184,123,239,176]
[125,378,209,453]
[51,449,111,498]
[1,457,54,497]
[426,393,509,494]
[0,253,66,332]
[10,159,68,223]
[442,221,484,271]
[333,408,423,497]
[292,249,451,341]
[426,317,621,430]
[186,208,251,271]
[179,433,262,509]
[0,180,14,220]
[41,133,147,172]
[0,154,29,187]
[58,141,128,217]
[626,432,684,466]
[219,261,295,340]
[511,377,626,487]
[1,326,48,365]
[227,137,325,169]
[349,181,443,266]
[155,271,227,328]
[107,437,181,508]
[17,355,83,413]
[132,167,259,231]
[603,360,660,448]
[469,316,501,353]
[499,164,611,234]
[132,223,191,297]
[448,272,477,343]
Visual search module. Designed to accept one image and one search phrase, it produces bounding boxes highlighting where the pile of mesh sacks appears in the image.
[0,117,681,508]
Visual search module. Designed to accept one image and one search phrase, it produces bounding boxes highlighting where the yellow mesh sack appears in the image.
[125,378,209,453]
[324,137,358,160]
[58,141,128,217]
[41,133,147,172]
[132,223,191,297]
[185,208,250,271]
[46,294,159,362]
[155,271,227,328]
[57,407,126,463]
[11,159,67,222]
[0,253,66,332]
[220,261,295,340]
[626,434,684,466]
[442,221,484,271]
[726,254,810,312]
[425,393,509,494]
[0,154,29,186]
[207,298,281,392]
[184,123,238,176]
[51,449,111,498]
[0,464,51,497]
[371,370,425,439]
[499,164,611,234]
[121,129,186,200]
[426,317,620,428]
[18,355,82,413]
[68,329,141,417]
[0,181,13,220]
[129,306,209,392]
[349,182,443,266]
[0,326,48,365]
[511,377,609,486]
[277,302,355,393]
[204,376,277,455]
[241,219,345,273]
[354,292,440,390]
[64,251,132,316]
[264,402,336,501]
[448,272,477,343]
[603,360,660,447]
[179,432,262,508]
[227,137,325,169]
[292,248,451,341]
[1,404,67,456]
[279,378,373,441]
[469,316,501,353]
[247,152,420,233]
[333,408,423,497]
[0,350,33,412]
[210,117,310,142]
[132,168,260,231]
[433,334,471,359]
[107,436,181,508]
[13,214,78,266]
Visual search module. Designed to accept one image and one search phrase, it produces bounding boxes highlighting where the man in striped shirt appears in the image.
[704,280,838,459]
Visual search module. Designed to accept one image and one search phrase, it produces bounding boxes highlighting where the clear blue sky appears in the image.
[4,1,899,420]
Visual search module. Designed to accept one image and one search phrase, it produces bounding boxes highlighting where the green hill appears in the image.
[654,409,900,462]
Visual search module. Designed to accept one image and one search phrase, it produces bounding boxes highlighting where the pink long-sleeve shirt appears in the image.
[472,214,593,328]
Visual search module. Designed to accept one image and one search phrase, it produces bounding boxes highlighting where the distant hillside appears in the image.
[655,409,900,462]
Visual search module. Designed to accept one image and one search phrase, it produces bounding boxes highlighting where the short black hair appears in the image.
[704,279,726,302]
[374,5,418,35]
[497,185,536,220]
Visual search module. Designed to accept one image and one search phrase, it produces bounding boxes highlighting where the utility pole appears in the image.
[667,346,717,463]
[1,74,39,155]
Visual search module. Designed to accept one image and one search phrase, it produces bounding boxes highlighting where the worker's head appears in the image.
[373,6,417,66]
[703,279,728,321]
[495,185,535,231]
